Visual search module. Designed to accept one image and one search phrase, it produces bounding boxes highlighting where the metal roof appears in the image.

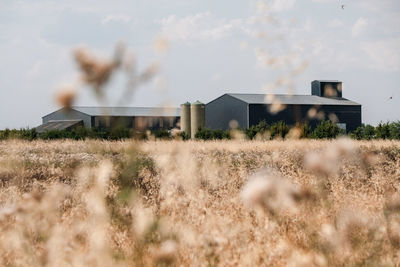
[35,120,83,133]
[312,80,342,83]
[227,93,360,106]
[70,106,181,117]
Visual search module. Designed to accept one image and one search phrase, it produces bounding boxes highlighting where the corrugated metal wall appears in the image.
[205,94,248,130]
[249,104,361,132]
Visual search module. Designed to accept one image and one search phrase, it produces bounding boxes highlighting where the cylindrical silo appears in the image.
[180,102,191,137]
[191,101,205,138]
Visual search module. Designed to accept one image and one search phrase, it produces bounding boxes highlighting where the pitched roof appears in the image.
[312,80,342,83]
[70,106,181,117]
[35,120,83,133]
[227,93,360,106]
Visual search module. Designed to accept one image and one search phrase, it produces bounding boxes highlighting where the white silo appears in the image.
[180,102,191,137]
[190,100,205,138]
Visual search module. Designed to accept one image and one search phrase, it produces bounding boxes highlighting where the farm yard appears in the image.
[0,139,399,266]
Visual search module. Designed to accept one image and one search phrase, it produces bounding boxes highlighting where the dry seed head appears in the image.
[286,127,302,140]
[269,100,286,114]
[56,88,77,109]
[328,113,339,123]
[229,120,239,129]
[307,108,317,119]
[324,84,338,97]
[241,169,299,215]
[74,47,116,91]
[153,36,169,53]
[139,63,160,82]
[155,240,177,264]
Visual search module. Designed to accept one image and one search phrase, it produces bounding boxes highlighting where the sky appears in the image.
[0,0,399,128]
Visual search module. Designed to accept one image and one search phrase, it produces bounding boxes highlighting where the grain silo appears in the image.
[191,100,205,138]
[180,102,191,137]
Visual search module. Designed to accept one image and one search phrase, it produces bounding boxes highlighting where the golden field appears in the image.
[0,139,399,266]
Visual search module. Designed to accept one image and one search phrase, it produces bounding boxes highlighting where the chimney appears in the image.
[312,80,342,98]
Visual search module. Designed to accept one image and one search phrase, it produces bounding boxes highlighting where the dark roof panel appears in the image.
[227,93,360,106]
[70,106,181,117]
[35,120,83,133]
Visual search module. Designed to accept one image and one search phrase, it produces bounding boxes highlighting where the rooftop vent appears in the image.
[312,80,342,98]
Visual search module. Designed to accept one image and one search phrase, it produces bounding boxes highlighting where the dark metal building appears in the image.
[37,106,180,133]
[205,80,361,132]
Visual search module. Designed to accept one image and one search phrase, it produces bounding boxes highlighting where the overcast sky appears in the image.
[0,0,399,128]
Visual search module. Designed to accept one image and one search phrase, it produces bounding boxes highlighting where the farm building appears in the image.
[183,80,361,136]
[36,106,180,133]
[37,80,361,136]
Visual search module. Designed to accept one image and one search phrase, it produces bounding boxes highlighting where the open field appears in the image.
[0,139,400,266]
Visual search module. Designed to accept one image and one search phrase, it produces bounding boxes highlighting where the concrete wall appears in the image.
[43,108,92,127]
[205,94,248,130]
[249,104,361,132]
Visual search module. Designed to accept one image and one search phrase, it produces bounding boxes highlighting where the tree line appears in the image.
[1,120,399,141]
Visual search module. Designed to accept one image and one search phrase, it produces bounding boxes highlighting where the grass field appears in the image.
[0,139,399,266]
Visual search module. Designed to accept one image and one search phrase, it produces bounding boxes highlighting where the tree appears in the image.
[312,120,340,139]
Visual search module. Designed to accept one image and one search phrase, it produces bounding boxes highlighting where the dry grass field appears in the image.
[0,139,400,266]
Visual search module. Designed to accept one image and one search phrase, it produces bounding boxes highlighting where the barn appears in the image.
[36,106,180,133]
[204,80,361,133]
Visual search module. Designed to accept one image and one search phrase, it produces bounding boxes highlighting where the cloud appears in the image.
[352,17,368,37]
[269,0,297,12]
[329,19,344,29]
[102,14,131,24]
[41,10,133,46]
[158,12,243,43]
[362,38,400,71]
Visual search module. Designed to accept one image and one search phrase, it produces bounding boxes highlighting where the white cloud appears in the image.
[269,0,297,12]
[158,12,243,43]
[362,39,400,71]
[352,17,368,37]
[101,14,131,24]
[329,19,344,29]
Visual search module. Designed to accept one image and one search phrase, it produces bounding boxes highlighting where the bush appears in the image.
[364,124,376,140]
[299,123,312,139]
[245,120,269,140]
[195,127,230,140]
[109,126,132,140]
[270,121,289,139]
[152,129,171,140]
[389,121,400,139]
[375,122,391,139]
[312,120,340,139]
[351,124,376,140]
[177,131,190,140]
[351,126,365,140]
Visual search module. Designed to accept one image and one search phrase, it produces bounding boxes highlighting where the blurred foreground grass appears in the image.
[0,139,399,266]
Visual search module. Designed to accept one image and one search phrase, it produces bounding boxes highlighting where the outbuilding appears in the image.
[205,80,361,132]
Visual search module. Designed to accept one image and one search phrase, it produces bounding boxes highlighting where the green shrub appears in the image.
[351,124,377,140]
[109,126,132,140]
[299,123,312,139]
[389,121,400,139]
[364,124,376,140]
[375,122,391,139]
[195,128,213,140]
[152,129,171,139]
[245,120,269,140]
[178,131,190,140]
[350,125,365,140]
[195,127,230,140]
[270,121,289,139]
[312,120,340,139]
